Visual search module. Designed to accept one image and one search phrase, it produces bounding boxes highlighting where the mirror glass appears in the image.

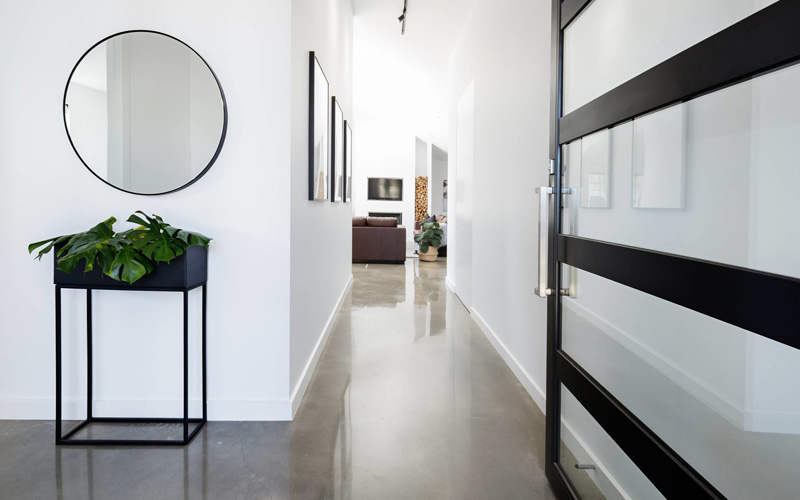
[64,31,227,195]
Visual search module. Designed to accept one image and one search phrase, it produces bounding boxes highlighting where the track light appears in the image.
[398,0,407,35]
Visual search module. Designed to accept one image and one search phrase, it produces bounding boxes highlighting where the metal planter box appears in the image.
[53,245,208,290]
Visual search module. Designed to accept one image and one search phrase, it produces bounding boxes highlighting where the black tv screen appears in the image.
[368,178,403,201]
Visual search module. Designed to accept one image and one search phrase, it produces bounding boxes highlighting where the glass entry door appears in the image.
[544,1,800,499]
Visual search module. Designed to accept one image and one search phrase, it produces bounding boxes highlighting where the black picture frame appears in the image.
[331,97,344,202]
[309,51,331,201]
[344,120,353,203]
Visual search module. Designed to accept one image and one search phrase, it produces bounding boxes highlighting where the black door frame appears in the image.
[545,1,800,499]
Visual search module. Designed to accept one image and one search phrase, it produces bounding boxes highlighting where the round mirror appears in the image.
[64,31,227,195]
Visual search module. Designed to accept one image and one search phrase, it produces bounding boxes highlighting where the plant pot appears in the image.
[419,246,439,262]
[53,245,208,289]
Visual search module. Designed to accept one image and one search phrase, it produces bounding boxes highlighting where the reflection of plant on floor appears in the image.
[29,212,211,284]
[414,263,440,305]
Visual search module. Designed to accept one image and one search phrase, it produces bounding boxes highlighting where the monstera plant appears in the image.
[29,212,211,284]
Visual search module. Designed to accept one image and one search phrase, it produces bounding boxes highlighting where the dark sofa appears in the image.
[353,217,406,264]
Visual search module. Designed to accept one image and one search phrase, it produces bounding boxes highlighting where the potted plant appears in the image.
[414,222,444,262]
[29,212,211,288]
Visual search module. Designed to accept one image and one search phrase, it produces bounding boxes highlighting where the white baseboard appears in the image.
[290,275,353,418]
[561,419,629,500]
[208,400,292,421]
[0,398,52,420]
[445,276,457,294]
[0,398,292,421]
[470,307,546,413]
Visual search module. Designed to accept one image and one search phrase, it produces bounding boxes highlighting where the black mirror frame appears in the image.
[62,30,228,196]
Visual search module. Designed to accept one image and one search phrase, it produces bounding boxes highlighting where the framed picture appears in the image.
[331,97,344,202]
[344,120,353,203]
[309,51,330,201]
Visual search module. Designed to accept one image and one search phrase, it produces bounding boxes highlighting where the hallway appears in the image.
[0,262,556,500]
[291,261,556,498]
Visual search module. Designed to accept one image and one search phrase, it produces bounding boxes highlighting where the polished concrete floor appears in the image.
[0,261,556,500]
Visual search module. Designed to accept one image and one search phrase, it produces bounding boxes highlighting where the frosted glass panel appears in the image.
[564,63,800,280]
[580,130,610,209]
[563,0,779,113]
[632,104,685,209]
[559,385,665,500]
[562,266,800,500]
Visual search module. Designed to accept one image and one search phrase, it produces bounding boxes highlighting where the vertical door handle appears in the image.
[535,186,552,298]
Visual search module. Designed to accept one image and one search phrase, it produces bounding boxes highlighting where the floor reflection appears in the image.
[289,290,353,499]
[413,260,447,341]
[55,433,209,500]
[287,261,554,499]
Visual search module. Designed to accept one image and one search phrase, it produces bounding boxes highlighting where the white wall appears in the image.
[429,145,447,216]
[415,137,428,178]
[0,0,294,420]
[352,144,414,231]
[289,0,355,415]
[448,0,551,405]
[451,82,474,309]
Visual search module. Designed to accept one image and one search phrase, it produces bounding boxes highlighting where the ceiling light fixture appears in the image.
[398,0,408,35]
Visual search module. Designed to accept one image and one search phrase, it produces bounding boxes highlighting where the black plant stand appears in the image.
[54,247,208,446]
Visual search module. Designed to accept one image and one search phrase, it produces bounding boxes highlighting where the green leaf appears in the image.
[126,214,150,227]
[125,214,209,264]
[107,245,154,284]
[29,235,72,260]
[165,225,212,248]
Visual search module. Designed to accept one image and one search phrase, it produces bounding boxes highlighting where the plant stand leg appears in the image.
[183,290,189,444]
[87,289,93,420]
[55,286,62,443]
[202,284,208,423]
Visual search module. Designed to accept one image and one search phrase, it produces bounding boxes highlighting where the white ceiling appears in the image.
[351,0,475,149]
[351,0,474,61]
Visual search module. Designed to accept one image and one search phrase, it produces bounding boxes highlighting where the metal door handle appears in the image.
[535,186,552,298]
[535,186,574,298]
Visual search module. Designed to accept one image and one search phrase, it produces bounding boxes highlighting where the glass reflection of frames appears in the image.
[579,129,611,209]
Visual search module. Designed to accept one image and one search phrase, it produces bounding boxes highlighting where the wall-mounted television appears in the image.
[367,178,403,201]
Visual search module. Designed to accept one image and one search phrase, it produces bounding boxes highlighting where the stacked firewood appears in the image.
[415,176,428,223]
